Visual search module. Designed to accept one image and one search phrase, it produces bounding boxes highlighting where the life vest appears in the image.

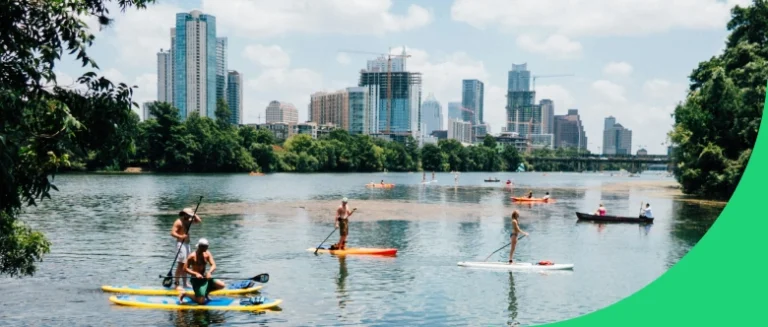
[538,260,554,266]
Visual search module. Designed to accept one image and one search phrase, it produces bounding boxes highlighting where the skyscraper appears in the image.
[461,79,484,125]
[540,99,554,134]
[366,49,407,72]
[173,10,217,120]
[358,71,422,136]
[447,102,462,122]
[266,100,299,124]
[421,93,443,135]
[226,70,242,125]
[554,109,587,150]
[508,63,531,92]
[347,86,370,135]
[216,37,228,103]
[309,91,349,129]
[603,116,632,155]
[156,49,172,103]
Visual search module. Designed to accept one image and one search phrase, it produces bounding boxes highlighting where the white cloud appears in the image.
[536,84,576,111]
[103,3,182,68]
[603,62,633,77]
[643,79,687,103]
[336,53,352,65]
[516,34,583,59]
[202,0,432,38]
[591,80,627,103]
[243,45,292,69]
[451,0,746,37]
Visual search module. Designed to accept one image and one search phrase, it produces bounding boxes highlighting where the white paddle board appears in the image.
[457,261,574,271]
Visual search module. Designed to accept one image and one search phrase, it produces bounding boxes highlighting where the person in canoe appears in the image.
[506,179,512,185]
[330,197,355,250]
[381,180,385,186]
[508,210,529,264]
[595,203,607,216]
[171,208,203,288]
[640,203,653,218]
[526,191,533,198]
[178,238,226,305]
[542,192,550,200]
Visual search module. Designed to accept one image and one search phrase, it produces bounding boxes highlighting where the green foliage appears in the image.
[0,0,156,277]
[668,0,767,199]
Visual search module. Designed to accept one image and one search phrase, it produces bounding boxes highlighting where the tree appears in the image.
[1,0,157,277]
[667,0,767,199]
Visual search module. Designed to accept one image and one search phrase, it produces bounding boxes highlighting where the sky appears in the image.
[54,0,753,155]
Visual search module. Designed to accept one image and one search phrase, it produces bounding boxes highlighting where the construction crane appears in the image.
[532,74,574,92]
[338,48,411,134]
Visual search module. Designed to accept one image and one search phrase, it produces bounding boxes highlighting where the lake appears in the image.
[0,172,722,326]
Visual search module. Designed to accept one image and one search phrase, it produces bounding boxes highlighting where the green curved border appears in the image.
[541,81,768,326]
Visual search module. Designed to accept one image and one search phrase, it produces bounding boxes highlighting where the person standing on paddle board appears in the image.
[508,210,528,264]
[171,208,202,289]
[331,197,355,250]
[178,238,226,305]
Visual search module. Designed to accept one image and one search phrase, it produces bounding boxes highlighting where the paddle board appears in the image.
[101,280,261,296]
[109,295,282,311]
[307,247,397,256]
[457,261,574,271]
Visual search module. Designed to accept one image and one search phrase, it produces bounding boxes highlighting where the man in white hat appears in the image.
[179,238,226,305]
[171,208,202,288]
[330,197,355,250]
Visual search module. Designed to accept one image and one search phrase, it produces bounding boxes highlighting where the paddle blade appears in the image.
[253,273,270,283]
[161,275,173,288]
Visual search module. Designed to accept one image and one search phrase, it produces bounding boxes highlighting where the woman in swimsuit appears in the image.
[508,210,529,264]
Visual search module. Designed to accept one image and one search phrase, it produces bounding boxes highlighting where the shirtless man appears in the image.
[171,208,202,288]
[331,197,355,250]
[178,238,226,305]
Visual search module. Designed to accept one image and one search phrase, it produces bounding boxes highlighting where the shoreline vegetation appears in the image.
[0,0,759,278]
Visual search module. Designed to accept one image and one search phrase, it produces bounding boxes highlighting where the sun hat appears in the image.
[197,238,209,247]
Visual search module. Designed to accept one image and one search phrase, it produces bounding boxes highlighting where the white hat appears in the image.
[342,197,348,203]
[197,238,209,247]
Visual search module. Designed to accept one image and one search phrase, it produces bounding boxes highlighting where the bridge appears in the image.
[525,154,671,172]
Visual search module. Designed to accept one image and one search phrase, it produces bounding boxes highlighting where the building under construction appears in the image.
[359,71,423,136]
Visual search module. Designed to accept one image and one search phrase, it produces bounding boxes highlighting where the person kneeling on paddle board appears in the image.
[331,197,355,250]
[178,238,226,305]
[171,208,202,289]
[508,210,529,264]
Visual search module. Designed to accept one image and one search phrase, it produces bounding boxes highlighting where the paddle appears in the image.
[159,273,270,283]
[483,234,527,262]
[162,196,203,288]
[314,208,357,254]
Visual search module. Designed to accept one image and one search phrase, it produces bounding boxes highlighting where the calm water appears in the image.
[0,172,721,327]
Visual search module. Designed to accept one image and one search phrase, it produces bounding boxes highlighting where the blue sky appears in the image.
[55,0,751,154]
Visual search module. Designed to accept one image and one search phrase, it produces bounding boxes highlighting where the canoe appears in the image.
[307,247,397,256]
[576,212,654,223]
[101,280,261,296]
[366,183,395,188]
[109,295,282,311]
[484,179,500,182]
[511,197,551,202]
[457,261,574,271]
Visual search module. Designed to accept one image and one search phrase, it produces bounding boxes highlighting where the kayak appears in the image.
[307,247,397,256]
[457,261,574,271]
[101,280,261,296]
[366,183,395,188]
[511,197,551,202]
[109,295,282,311]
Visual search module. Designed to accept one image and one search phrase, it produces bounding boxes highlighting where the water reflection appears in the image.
[169,310,227,327]
[507,272,518,325]
[336,256,349,310]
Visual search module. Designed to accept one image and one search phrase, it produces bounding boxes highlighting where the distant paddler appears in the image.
[422,171,426,183]
[640,203,653,218]
[431,171,435,181]
[595,203,607,216]
[526,191,533,198]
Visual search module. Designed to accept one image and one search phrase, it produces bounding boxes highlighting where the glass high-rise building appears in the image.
[156,49,172,103]
[461,79,484,125]
[173,10,217,120]
[421,93,443,135]
[447,102,462,122]
[540,99,554,134]
[347,86,369,135]
[216,37,228,104]
[226,70,242,125]
[508,63,531,92]
[358,71,422,136]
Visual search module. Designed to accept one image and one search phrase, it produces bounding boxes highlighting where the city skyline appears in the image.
[53,0,747,154]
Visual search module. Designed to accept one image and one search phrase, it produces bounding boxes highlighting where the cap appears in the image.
[197,238,209,247]
[341,197,348,203]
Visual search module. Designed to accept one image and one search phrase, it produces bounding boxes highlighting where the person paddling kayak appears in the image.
[171,208,202,288]
[508,210,528,264]
[178,238,226,305]
[595,203,607,216]
[330,197,355,250]
[640,203,653,218]
[526,191,533,198]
